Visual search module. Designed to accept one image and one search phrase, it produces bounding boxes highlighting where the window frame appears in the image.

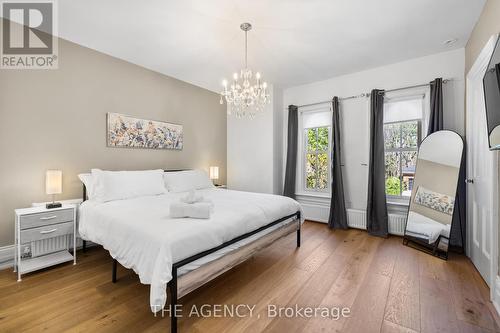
[384,118,422,200]
[303,125,331,193]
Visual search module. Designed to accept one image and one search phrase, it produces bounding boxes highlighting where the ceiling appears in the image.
[54,0,485,92]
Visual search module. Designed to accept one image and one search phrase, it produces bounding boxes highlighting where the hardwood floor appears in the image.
[1,221,499,332]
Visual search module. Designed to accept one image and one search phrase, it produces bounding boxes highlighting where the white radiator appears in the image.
[347,209,367,230]
[30,235,71,258]
[388,213,407,236]
[346,209,406,236]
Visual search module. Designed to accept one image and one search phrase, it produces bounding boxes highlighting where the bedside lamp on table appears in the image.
[209,166,219,186]
[46,170,62,209]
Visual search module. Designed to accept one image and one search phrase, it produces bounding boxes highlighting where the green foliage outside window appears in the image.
[385,177,401,196]
[384,120,419,197]
[306,127,329,190]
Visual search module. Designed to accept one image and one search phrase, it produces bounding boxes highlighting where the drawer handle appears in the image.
[40,216,57,220]
[40,228,57,234]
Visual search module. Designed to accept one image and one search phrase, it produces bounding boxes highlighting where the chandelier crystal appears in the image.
[220,23,270,118]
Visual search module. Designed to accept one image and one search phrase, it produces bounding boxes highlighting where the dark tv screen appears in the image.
[483,38,500,150]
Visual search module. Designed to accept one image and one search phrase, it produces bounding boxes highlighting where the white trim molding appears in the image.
[466,34,499,308]
[296,194,330,223]
[493,275,500,317]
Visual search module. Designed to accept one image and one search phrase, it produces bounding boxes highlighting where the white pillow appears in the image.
[163,170,214,193]
[78,173,95,200]
[91,169,166,202]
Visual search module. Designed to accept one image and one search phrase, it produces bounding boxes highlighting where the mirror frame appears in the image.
[402,130,464,260]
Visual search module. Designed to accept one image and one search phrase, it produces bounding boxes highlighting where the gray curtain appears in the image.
[367,89,388,237]
[426,78,466,250]
[328,97,348,229]
[496,64,500,91]
[450,150,466,250]
[427,78,443,136]
[283,105,298,199]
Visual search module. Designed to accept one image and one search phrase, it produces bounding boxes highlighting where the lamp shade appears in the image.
[46,170,62,195]
[209,166,219,180]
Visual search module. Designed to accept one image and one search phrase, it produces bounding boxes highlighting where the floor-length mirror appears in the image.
[403,130,463,259]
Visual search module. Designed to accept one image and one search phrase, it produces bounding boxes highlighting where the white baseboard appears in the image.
[0,245,15,270]
[493,276,500,316]
[0,238,96,270]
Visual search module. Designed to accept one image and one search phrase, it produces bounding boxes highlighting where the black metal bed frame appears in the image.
[80,172,301,333]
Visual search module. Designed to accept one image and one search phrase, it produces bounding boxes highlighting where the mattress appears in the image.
[78,188,303,313]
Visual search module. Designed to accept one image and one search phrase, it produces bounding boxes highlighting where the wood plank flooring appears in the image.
[0,221,499,332]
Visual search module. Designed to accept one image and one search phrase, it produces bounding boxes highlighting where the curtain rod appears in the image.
[292,79,451,109]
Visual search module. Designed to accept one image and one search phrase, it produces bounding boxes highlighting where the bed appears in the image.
[78,169,303,333]
[404,211,451,244]
[403,211,451,258]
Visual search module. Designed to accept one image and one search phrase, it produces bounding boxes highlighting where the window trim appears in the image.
[303,125,331,193]
[384,119,422,200]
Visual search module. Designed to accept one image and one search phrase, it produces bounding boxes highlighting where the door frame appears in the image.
[466,33,500,309]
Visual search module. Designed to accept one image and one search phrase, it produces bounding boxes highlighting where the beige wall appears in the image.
[0,29,226,246]
[465,0,500,73]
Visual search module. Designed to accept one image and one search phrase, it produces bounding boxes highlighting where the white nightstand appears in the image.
[14,205,77,281]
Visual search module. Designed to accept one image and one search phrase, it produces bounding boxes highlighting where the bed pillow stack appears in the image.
[78,169,215,202]
[163,170,214,193]
[89,169,166,202]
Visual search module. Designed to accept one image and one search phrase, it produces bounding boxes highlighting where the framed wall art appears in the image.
[107,113,183,150]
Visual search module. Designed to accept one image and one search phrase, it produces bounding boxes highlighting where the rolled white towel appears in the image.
[180,189,204,204]
[170,201,212,219]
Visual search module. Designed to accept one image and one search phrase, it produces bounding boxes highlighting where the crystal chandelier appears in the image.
[220,22,270,118]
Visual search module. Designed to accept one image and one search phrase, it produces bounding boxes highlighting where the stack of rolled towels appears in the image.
[170,190,213,219]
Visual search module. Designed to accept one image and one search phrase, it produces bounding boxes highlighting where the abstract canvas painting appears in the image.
[107,113,183,150]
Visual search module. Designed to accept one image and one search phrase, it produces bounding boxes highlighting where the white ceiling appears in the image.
[55,0,485,92]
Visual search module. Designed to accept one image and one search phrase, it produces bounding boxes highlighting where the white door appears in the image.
[466,34,499,289]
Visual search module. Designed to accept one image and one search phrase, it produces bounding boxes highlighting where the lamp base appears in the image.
[46,202,62,209]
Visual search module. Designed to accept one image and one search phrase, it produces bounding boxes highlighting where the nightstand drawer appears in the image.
[20,209,73,230]
[20,221,74,243]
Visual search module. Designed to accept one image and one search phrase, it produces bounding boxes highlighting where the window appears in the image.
[305,126,330,191]
[384,97,423,198]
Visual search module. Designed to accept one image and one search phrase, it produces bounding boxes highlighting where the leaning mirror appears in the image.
[403,130,463,259]
[484,37,500,150]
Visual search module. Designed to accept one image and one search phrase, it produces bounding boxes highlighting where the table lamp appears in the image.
[46,170,62,209]
[209,166,219,186]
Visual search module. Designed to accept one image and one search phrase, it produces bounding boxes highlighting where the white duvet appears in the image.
[405,211,451,244]
[78,188,303,313]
